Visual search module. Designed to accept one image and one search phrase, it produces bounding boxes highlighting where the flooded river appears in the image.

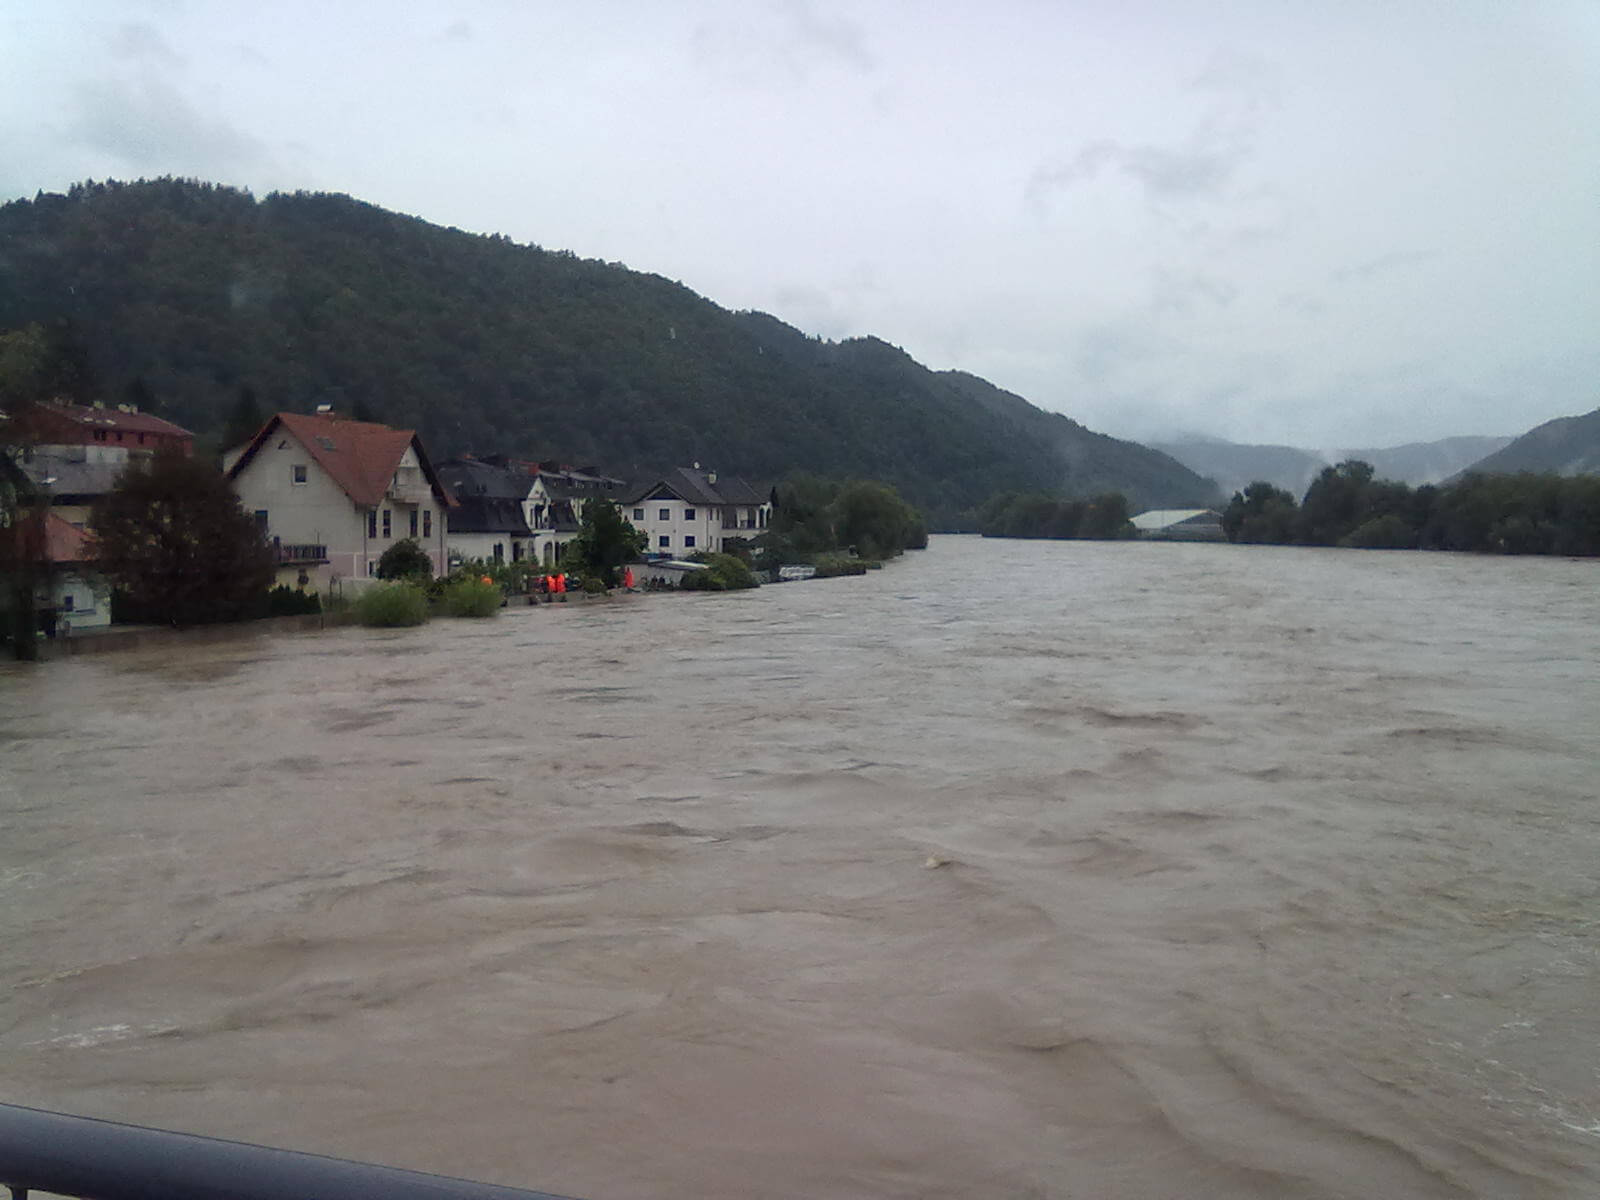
[3,537,1598,1198]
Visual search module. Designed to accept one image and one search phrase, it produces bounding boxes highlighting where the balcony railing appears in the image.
[272,542,328,564]
[0,1102,579,1200]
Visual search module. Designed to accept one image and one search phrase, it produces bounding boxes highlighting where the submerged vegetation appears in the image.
[758,475,927,567]
[681,552,759,591]
[353,581,430,627]
[1223,462,1600,555]
[437,577,502,617]
[973,491,1137,540]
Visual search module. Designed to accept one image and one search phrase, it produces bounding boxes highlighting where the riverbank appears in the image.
[13,585,659,661]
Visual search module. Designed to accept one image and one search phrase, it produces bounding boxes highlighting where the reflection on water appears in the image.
[2,538,1598,1199]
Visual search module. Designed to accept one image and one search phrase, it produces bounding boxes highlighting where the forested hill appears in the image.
[1457,407,1600,478]
[0,178,1219,522]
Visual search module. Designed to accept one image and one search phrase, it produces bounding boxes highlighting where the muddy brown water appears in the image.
[3,537,1598,1198]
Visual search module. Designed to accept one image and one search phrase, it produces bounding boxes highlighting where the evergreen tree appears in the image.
[221,386,265,453]
[90,452,274,626]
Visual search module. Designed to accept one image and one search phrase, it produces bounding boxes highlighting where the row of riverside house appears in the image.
[226,410,770,592]
[11,403,772,615]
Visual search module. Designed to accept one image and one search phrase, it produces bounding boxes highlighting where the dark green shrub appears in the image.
[681,553,759,591]
[811,553,869,578]
[354,581,430,626]
[1342,515,1417,550]
[376,537,433,581]
[581,575,607,595]
[438,578,501,617]
[267,585,322,616]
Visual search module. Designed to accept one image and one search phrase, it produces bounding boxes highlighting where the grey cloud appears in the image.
[1030,47,1277,211]
[70,75,266,172]
[1027,138,1243,206]
[110,22,184,69]
[692,0,875,86]
[440,20,472,42]
[1150,269,1239,316]
[1121,144,1241,199]
[1331,249,1437,285]
[1187,49,1282,115]
[783,0,874,72]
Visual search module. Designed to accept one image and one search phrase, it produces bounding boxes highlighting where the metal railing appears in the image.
[0,1103,579,1200]
[271,542,328,564]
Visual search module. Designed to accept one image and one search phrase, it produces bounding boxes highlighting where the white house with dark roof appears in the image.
[621,467,771,557]
[225,412,454,589]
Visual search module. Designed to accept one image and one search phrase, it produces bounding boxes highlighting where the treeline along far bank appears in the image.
[1224,461,1600,555]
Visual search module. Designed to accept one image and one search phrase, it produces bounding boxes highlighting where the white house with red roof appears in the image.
[0,509,109,631]
[225,412,454,590]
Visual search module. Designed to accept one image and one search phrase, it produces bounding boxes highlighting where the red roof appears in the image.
[50,403,192,438]
[0,511,91,564]
[228,412,455,508]
[6,400,193,447]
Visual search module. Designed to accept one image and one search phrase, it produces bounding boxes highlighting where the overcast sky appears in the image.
[3,1,1597,449]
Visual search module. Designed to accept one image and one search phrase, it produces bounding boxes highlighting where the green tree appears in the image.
[682,551,758,590]
[221,385,265,453]
[90,451,275,626]
[376,536,433,581]
[833,480,920,559]
[1223,481,1299,543]
[1296,460,1376,545]
[0,326,52,658]
[0,324,51,409]
[563,498,647,587]
[1079,492,1135,539]
[766,474,841,558]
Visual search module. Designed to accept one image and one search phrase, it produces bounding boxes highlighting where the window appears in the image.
[632,508,644,521]
[683,508,696,521]
[254,510,269,532]
[659,508,671,521]
[368,510,378,538]
[423,510,432,538]
[62,594,75,612]
[684,535,696,549]
[367,561,376,576]
[658,535,670,549]
[382,509,392,538]
[409,509,418,537]
[292,464,308,485]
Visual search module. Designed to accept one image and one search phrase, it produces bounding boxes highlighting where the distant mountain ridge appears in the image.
[0,178,1218,523]
[1455,408,1600,478]
[1154,435,1515,499]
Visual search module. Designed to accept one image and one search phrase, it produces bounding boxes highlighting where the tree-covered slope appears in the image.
[0,178,1217,521]
[1458,408,1600,478]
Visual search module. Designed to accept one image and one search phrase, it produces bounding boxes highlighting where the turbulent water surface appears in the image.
[3,537,1598,1199]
